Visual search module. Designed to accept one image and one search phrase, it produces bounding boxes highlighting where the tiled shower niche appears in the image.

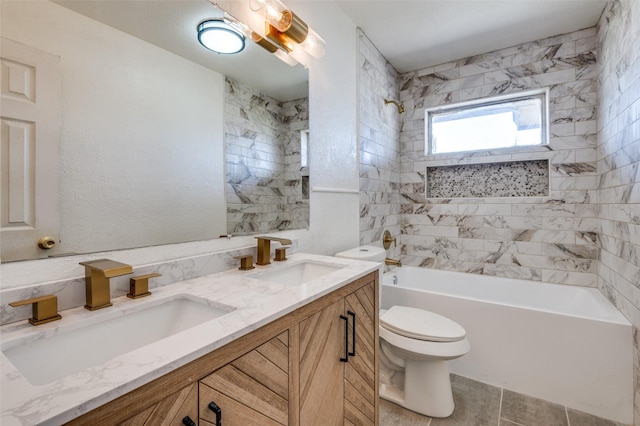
[426,159,550,198]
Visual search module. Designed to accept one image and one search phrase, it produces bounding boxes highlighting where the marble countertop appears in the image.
[0,253,379,426]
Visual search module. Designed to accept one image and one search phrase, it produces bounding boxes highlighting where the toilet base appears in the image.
[379,359,455,418]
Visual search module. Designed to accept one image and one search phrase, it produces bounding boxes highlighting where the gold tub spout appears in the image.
[385,258,402,267]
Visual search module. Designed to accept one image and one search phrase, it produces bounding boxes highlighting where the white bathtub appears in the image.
[382,266,633,424]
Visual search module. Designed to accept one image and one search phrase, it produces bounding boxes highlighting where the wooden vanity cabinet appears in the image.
[118,383,198,426]
[344,282,377,425]
[65,272,378,426]
[299,299,345,425]
[299,281,377,426]
[199,331,289,426]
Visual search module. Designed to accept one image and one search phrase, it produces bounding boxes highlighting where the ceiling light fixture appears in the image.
[250,32,299,66]
[197,19,246,54]
[250,0,326,59]
[208,0,323,66]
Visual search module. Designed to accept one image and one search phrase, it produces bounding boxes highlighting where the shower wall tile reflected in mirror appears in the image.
[225,78,309,234]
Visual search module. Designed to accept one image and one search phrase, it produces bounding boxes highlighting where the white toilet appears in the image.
[335,245,470,418]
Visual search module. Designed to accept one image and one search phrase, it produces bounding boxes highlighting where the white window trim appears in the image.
[300,129,309,170]
[425,88,550,156]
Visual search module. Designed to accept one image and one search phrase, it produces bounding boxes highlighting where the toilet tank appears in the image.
[335,245,386,306]
[334,245,386,262]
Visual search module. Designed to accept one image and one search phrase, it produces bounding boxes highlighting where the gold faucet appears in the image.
[385,258,402,267]
[79,259,133,310]
[255,236,292,265]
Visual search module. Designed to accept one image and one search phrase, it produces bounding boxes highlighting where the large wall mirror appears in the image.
[0,0,309,264]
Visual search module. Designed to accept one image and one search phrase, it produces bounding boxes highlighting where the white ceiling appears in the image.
[54,0,607,99]
[337,0,607,73]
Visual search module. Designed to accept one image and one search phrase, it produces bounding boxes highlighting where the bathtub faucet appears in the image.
[385,257,402,267]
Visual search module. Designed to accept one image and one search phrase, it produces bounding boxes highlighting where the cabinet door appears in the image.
[119,382,197,426]
[344,282,376,426]
[199,331,289,426]
[299,299,345,426]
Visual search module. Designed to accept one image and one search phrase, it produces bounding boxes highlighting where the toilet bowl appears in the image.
[335,245,470,418]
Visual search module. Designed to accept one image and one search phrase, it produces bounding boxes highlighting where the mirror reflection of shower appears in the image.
[224,78,310,235]
[301,129,309,200]
[384,99,405,113]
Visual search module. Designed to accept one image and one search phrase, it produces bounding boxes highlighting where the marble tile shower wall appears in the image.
[397,27,600,286]
[596,1,640,424]
[225,78,309,234]
[281,97,310,226]
[358,29,402,259]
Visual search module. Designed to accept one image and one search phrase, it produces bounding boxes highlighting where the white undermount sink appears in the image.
[253,260,346,285]
[2,295,234,386]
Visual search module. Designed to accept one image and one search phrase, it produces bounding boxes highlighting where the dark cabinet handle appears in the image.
[208,401,222,426]
[182,416,196,426]
[340,314,349,362]
[348,310,356,357]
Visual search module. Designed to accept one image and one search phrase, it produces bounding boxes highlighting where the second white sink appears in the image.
[2,295,234,386]
[253,260,346,285]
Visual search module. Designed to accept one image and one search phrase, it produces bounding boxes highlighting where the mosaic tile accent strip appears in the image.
[426,160,549,198]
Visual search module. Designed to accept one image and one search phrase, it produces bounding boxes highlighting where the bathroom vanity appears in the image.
[0,253,379,426]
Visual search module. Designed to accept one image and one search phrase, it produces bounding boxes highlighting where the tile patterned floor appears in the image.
[379,374,626,426]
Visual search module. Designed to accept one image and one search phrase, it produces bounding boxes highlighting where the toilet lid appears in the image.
[380,306,466,342]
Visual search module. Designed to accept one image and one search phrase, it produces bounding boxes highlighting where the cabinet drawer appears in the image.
[119,383,197,426]
[199,331,289,426]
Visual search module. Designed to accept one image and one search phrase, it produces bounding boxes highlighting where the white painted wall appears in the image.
[1,1,226,254]
[293,1,361,255]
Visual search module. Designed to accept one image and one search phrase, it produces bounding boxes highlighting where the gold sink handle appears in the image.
[274,247,288,262]
[127,273,161,299]
[235,254,255,271]
[9,294,62,326]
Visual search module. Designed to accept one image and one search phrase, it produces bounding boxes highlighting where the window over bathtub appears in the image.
[425,89,549,155]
